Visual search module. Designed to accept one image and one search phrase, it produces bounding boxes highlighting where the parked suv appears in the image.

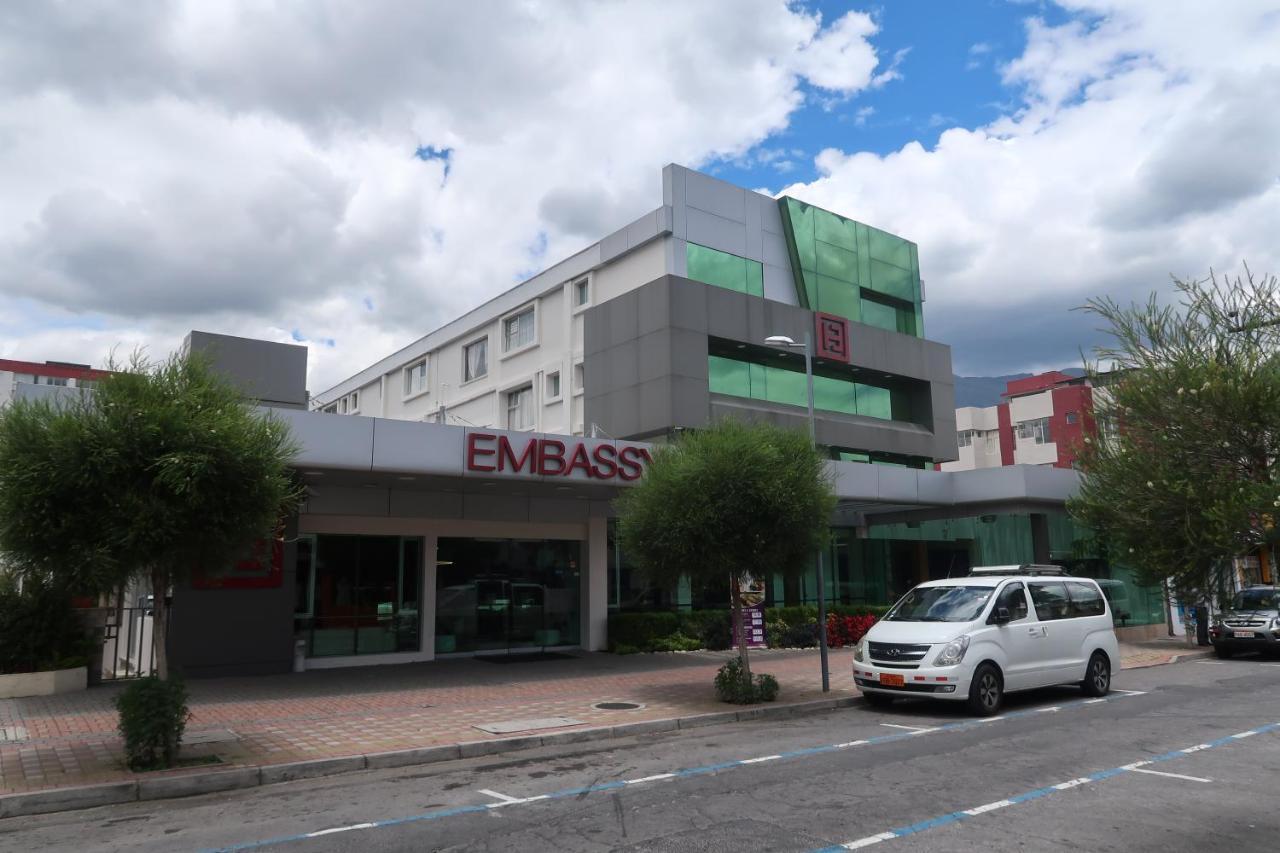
[1209,586,1280,658]
[852,565,1120,716]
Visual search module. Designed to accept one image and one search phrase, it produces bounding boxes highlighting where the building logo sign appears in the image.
[466,433,652,481]
[815,312,851,363]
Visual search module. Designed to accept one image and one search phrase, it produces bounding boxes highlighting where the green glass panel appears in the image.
[914,304,925,338]
[801,269,819,309]
[866,226,913,270]
[859,297,898,332]
[868,258,915,302]
[765,365,807,407]
[813,374,856,414]
[748,362,768,397]
[687,243,743,293]
[890,388,913,421]
[817,275,859,322]
[837,450,871,463]
[896,306,917,336]
[745,261,764,297]
[857,384,892,419]
[815,240,857,282]
[814,208,856,249]
[708,355,750,397]
[855,222,872,286]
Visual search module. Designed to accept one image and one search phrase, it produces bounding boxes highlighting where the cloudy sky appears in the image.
[2,0,1278,391]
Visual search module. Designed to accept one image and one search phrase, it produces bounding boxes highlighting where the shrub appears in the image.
[714,657,780,704]
[608,612,680,652]
[826,614,879,648]
[651,631,702,652]
[778,622,818,648]
[115,677,191,770]
[0,573,94,674]
[682,610,732,651]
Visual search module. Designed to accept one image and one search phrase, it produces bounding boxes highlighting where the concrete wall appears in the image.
[583,275,956,460]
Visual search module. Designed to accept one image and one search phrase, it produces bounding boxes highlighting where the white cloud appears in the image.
[782,0,1280,373]
[0,1,891,391]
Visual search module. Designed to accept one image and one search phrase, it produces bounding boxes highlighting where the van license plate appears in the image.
[1234,631,1255,639]
[879,673,904,687]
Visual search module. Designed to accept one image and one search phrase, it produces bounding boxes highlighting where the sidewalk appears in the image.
[0,641,1205,802]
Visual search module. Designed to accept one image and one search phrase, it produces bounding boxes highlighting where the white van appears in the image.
[851,565,1120,716]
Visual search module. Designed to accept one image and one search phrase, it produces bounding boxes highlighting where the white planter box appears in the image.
[0,666,88,699]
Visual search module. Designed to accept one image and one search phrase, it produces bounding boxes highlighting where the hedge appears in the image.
[607,604,889,654]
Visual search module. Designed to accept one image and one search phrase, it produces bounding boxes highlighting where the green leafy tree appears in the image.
[0,352,303,680]
[614,419,836,685]
[1070,267,1280,601]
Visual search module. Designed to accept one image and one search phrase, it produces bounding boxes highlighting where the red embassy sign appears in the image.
[466,433,652,481]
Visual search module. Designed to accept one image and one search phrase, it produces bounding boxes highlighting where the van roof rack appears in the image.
[968,564,1066,577]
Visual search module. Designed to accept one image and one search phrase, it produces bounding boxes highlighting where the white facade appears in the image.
[311,164,823,436]
[940,406,1003,472]
[1009,389,1058,466]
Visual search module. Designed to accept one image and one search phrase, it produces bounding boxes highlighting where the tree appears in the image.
[614,419,836,687]
[0,351,303,679]
[1070,267,1280,602]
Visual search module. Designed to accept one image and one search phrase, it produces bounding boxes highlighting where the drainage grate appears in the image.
[593,702,644,711]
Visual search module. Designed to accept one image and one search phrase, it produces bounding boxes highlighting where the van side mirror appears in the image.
[991,606,1011,625]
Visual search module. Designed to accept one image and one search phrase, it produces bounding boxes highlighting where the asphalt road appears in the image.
[5,654,1280,853]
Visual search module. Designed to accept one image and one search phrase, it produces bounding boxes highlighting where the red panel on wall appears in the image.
[996,403,1015,466]
[192,537,284,589]
[1050,385,1093,468]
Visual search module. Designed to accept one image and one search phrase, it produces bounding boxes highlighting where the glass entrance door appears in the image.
[435,538,581,654]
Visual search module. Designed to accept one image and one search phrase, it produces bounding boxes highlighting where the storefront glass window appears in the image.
[435,538,581,653]
[295,535,422,657]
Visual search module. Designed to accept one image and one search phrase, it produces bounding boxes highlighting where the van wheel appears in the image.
[1081,652,1111,697]
[863,692,895,709]
[967,664,1003,716]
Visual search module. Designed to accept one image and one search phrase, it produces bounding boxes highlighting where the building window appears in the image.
[957,429,975,448]
[984,430,998,451]
[507,385,534,430]
[1066,411,1078,425]
[37,375,69,387]
[1017,417,1052,444]
[403,359,428,397]
[503,306,536,353]
[463,338,488,382]
[574,278,589,307]
[546,371,561,400]
[707,350,913,423]
[573,363,584,393]
[322,404,338,414]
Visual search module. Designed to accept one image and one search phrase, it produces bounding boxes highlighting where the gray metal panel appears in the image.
[637,329,673,383]
[305,485,390,516]
[763,264,796,306]
[668,276,709,331]
[684,168,747,222]
[758,193,785,234]
[608,338,640,392]
[530,498,590,523]
[636,276,671,337]
[705,284,749,339]
[666,164,686,240]
[388,489,464,518]
[187,331,308,408]
[669,327,708,380]
[743,190,763,263]
[584,308,610,356]
[371,418,465,475]
[270,408,375,471]
[762,229,790,268]
[917,468,954,505]
[636,377,674,436]
[875,466,920,504]
[462,493,530,521]
[608,289,640,343]
[685,207,748,257]
[600,228,629,262]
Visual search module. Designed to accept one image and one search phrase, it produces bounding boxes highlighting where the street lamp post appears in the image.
[764,332,831,693]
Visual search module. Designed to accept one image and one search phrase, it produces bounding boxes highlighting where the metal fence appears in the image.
[98,602,162,681]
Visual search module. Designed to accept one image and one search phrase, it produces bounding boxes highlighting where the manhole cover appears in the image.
[593,702,644,711]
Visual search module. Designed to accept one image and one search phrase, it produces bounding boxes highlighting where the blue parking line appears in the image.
[815,720,1280,850]
[202,691,1140,852]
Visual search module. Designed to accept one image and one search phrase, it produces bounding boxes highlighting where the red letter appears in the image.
[467,433,496,472]
[497,435,537,473]
[565,442,595,477]
[617,446,646,481]
[591,444,618,479]
[538,439,567,475]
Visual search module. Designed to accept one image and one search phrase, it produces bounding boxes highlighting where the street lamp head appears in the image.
[764,335,797,347]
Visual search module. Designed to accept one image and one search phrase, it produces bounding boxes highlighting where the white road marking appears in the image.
[1260,663,1280,667]
[1128,767,1212,783]
[1033,706,1061,714]
[842,831,897,848]
[963,799,1012,815]
[1114,689,1148,695]
[835,739,870,748]
[1052,777,1092,790]
[1197,661,1225,665]
[879,723,932,731]
[625,773,675,785]
[1232,731,1259,739]
[1083,698,1107,704]
[306,824,376,837]
[478,789,523,804]
[740,755,781,764]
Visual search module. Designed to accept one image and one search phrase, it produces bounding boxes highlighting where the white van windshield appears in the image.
[886,585,996,622]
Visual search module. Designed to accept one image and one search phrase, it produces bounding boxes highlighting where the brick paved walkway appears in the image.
[0,642,1203,796]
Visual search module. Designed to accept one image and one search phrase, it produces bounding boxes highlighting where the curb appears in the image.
[1120,648,1213,670]
[0,696,859,819]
